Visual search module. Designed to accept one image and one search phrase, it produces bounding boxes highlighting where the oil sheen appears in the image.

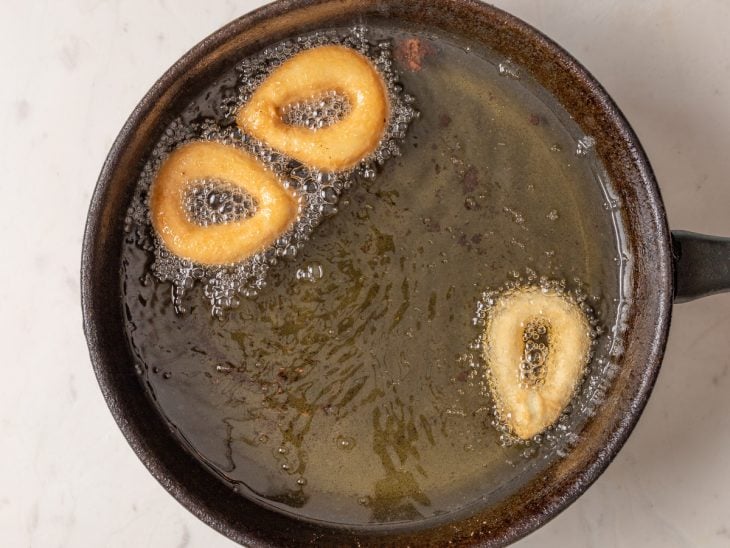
[122,25,631,527]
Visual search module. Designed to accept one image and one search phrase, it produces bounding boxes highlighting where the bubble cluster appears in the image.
[124,27,418,317]
[280,90,352,130]
[497,59,521,80]
[520,319,549,388]
[295,263,324,283]
[183,179,258,226]
[576,135,596,156]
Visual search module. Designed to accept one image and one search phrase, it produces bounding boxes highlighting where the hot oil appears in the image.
[122,25,631,528]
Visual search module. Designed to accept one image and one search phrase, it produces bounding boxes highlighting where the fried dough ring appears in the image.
[150,141,298,266]
[483,287,591,440]
[236,45,389,172]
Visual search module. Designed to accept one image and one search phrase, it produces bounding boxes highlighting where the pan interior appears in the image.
[120,20,632,530]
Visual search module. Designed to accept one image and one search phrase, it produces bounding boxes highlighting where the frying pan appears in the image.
[80,0,730,545]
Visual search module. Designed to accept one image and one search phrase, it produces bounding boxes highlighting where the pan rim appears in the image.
[81,1,673,545]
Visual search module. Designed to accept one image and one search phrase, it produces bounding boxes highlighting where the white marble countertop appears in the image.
[2,0,729,546]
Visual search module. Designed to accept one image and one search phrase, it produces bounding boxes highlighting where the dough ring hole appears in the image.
[184,179,258,227]
[280,90,352,131]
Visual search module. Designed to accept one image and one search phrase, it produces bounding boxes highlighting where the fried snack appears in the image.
[236,45,389,172]
[483,287,592,440]
[150,141,298,265]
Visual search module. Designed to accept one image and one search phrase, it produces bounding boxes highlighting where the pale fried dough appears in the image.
[483,287,592,440]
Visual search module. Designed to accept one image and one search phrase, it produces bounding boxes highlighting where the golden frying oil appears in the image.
[122,25,631,527]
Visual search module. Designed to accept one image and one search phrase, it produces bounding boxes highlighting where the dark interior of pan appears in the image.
[81,0,672,545]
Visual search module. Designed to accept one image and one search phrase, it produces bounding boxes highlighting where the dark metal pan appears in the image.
[81,1,730,545]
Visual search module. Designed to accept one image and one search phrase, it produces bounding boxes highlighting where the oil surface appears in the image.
[122,25,631,527]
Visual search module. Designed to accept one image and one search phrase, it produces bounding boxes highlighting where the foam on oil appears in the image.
[125,27,417,317]
[122,25,632,527]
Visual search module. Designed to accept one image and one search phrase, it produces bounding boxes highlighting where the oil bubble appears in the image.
[498,59,521,79]
[336,435,356,451]
[576,135,596,156]
[296,263,324,283]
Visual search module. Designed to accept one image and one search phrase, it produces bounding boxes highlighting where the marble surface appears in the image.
[2,0,729,546]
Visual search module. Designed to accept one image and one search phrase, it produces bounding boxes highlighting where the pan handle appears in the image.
[672,230,730,303]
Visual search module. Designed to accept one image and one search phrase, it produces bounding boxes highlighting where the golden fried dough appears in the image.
[236,45,389,172]
[150,141,298,265]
